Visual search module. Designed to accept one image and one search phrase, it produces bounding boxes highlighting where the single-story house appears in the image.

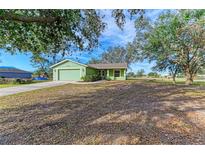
[0,66,32,79]
[50,59,127,81]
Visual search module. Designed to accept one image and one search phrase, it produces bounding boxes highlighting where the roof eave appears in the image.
[50,59,68,68]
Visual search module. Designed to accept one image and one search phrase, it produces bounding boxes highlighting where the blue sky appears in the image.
[0,10,162,74]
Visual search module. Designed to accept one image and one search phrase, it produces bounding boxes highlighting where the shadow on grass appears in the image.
[0,81,205,144]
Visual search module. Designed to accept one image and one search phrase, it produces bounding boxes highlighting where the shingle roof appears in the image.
[88,63,127,69]
[0,67,32,74]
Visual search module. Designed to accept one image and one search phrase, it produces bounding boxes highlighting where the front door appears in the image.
[101,70,107,79]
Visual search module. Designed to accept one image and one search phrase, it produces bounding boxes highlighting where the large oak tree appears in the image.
[135,10,205,85]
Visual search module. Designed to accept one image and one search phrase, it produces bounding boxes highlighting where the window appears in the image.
[114,70,120,77]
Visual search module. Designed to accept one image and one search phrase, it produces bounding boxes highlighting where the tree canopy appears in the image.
[0,9,145,55]
[0,10,106,55]
[88,43,138,68]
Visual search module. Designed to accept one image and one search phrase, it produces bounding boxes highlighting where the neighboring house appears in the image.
[50,59,127,81]
[0,66,32,79]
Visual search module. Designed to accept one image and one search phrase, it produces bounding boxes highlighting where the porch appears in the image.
[99,69,126,80]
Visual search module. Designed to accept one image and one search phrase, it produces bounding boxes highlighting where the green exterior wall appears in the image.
[52,60,126,81]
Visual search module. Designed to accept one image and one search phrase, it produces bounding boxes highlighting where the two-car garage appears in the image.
[58,69,81,81]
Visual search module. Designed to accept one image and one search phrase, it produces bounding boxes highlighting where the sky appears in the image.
[0,10,162,74]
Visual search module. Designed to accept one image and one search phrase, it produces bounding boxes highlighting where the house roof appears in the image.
[88,63,128,69]
[0,67,32,74]
[50,59,127,69]
[50,59,87,68]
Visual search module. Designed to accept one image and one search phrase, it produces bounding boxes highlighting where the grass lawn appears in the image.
[0,80,50,88]
[128,77,205,86]
[0,84,18,88]
[0,79,205,144]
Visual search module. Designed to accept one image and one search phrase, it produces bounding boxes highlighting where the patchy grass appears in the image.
[0,80,205,144]
[129,77,205,86]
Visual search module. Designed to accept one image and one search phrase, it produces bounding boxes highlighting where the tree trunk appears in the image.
[185,72,193,85]
[172,74,176,85]
[185,77,193,85]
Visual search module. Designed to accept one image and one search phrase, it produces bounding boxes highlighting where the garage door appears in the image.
[58,69,81,81]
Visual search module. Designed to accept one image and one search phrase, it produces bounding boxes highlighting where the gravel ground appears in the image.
[0,80,205,144]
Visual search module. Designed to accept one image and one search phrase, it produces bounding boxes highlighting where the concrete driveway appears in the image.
[0,81,70,97]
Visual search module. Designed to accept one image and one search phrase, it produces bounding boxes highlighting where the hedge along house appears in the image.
[50,59,127,81]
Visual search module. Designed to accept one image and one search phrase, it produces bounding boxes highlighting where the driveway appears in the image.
[0,81,70,97]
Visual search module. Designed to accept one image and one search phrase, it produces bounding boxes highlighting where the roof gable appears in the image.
[50,59,87,68]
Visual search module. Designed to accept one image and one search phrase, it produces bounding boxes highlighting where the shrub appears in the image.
[0,78,6,84]
[12,79,33,84]
[81,74,101,82]
[12,79,22,84]
[25,79,33,84]
[105,77,111,81]
[81,76,91,82]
